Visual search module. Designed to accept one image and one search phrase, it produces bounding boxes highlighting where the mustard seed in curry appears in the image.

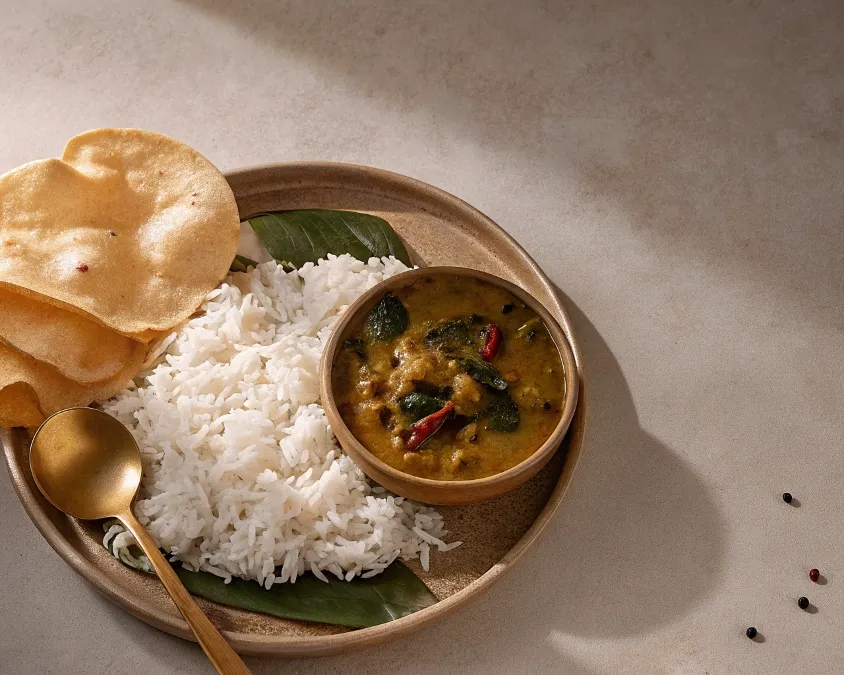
[333,275,565,481]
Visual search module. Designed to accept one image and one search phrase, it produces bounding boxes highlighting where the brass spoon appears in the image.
[30,407,251,675]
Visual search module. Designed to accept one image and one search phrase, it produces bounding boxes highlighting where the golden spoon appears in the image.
[30,407,251,675]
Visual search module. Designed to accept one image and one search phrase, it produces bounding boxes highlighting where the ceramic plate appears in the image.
[2,163,587,656]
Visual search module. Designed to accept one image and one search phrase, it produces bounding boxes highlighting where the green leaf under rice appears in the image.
[104,527,436,628]
[176,561,437,628]
[248,210,411,269]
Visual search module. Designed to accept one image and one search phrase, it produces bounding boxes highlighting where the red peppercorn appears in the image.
[76,264,88,272]
[810,568,820,582]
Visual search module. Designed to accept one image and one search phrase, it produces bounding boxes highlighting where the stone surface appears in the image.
[1,0,842,673]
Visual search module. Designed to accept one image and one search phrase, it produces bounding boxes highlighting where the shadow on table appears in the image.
[539,288,727,638]
[179,0,844,335]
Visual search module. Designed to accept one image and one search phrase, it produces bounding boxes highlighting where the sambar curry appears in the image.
[333,274,565,481]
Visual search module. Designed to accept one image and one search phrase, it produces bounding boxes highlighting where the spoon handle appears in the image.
[118,510,252,675]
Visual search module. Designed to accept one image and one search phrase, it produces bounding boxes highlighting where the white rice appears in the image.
[103,254,460,587]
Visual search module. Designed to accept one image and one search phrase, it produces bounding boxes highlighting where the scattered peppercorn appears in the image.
[746,627,757,639]
[109,231,117,236]
[782,492,793,503]
[469,434,479,442]
[75,264,89,272]
[191,201,196,205]
[526,331,536,340]
[502,303,514,314]
[390,357,400,368]
[542,401,551,410]
[798,596,809,610]
[810,568,820,582]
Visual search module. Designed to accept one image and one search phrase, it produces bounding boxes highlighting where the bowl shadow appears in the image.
[530,286,727,638]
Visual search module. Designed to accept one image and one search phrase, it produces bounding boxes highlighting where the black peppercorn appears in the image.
[542,401,551,410]
[502,303,514,314]
[746,627,757,639]
[782,492,793,503]
[469,434,479,442]
[526,331,536,340]
[798,596,809,610]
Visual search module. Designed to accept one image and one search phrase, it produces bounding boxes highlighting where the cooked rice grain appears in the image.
[104,255,460,585]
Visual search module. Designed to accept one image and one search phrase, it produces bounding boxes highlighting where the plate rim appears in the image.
[1,161,589,656]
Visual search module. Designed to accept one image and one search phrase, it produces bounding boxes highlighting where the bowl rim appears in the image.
[320,265,579,494]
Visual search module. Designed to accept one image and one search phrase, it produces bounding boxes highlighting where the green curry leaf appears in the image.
[365,293,409,341]
[248,210,411,269]
[483,393,520,432]
[412,382,453,400]
[398,392,446,423]
[423,319,475,353]
[457,357,508,391]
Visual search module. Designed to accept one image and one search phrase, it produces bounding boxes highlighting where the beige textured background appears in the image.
[1,1,842,673]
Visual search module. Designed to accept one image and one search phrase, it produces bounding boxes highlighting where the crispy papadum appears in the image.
[0,341,146,428]
[0,128,239,334]
[0,381,43,428]
[0,287,146,384]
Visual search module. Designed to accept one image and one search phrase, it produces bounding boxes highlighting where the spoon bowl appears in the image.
[29,407,251,675]
[30,408,142,520]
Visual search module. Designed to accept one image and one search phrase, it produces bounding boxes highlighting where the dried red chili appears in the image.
[480,323,503,361]
[75,264,89,272]
[406,401,454,451]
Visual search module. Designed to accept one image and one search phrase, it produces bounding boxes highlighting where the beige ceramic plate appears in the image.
[1,163,587,657]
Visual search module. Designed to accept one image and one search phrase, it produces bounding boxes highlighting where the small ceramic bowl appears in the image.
[320,266,579,505]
